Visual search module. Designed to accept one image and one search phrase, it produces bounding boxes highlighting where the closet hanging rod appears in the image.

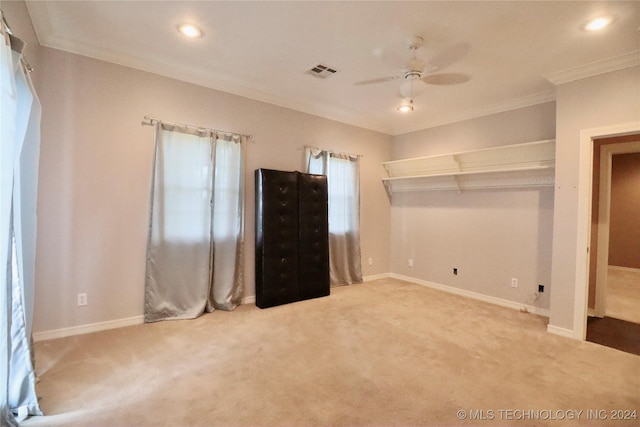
[303,144,363,158]
[142,116,253,140]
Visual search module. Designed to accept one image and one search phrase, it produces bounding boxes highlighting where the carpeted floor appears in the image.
[23,278,639,427]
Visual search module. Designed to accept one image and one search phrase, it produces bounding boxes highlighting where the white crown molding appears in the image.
[25,2,388,134]
[25,1,557,137]
[25,1,53,43]
[545,51,640,86]
[42,33,389,132]
[40,28,555,137]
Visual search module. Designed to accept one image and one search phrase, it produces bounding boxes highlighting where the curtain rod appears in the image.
[142,116,253,140]
[1,10,13,35]
[304,145,363,158]
[1,10,34,73]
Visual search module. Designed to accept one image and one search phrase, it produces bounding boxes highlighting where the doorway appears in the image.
[586,135,640,355]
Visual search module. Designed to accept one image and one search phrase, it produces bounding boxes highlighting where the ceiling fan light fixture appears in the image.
[399,76,427,99]
[397,100,414,113]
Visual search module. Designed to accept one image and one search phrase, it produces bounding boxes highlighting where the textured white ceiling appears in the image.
[26,1,640,135]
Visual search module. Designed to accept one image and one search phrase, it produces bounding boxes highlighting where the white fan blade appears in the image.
[427,43,470,71]
[354,75,401,86]
[423,73,470,85]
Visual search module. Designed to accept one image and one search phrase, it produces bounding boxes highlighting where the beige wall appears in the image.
[389,103,556,310]
[393,103,556,159]
[27,45,391,333]
[550,66,640,333]
[609,152,640,269]
[7,0,639,338]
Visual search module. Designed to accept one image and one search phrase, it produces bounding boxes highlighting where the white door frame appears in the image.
[594,141,640,317]
[574,122,640,340]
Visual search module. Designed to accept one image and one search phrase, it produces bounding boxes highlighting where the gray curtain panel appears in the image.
[144,125,245,322]
[306,148,363,285]
[208,135,245,311]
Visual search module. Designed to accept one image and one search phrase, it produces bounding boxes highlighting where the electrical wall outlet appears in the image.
[77,293,87,306]
[538,284,545,293]
[511,278,518,288]
[453,267,458,275]
[368,257,373,266]
[408,259,413,268]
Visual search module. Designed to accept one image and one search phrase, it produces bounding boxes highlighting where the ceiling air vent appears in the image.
[306,64,338,79]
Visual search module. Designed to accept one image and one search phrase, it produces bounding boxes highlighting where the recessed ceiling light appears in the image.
[582,15,616,32]
[177,23,203,38]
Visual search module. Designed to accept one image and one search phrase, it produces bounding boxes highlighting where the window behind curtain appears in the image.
[326,155,358,234]
[145,127,245,322]
[159,132,213,243]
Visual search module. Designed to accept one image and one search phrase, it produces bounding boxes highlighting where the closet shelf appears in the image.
[382,139,555,193]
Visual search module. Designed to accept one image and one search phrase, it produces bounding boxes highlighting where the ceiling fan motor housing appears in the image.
[407,58,425,74]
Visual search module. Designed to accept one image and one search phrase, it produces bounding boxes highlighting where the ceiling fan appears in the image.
[355,36,470,111]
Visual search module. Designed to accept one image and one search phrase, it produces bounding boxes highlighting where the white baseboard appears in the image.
[240,274,391,305]
[390,273,550,317]
[35,297,258,342]
[33,273,553,342]
[547,324,579,340]
[33,315,145,342]
[363,273,392,282]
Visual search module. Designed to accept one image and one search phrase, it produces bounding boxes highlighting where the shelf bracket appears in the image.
[452,154,462,172]
[383,180,393,197]
[453,175,462,194]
